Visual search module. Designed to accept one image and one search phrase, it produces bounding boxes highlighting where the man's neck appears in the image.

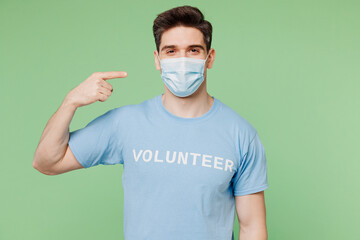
[161,83,214,119]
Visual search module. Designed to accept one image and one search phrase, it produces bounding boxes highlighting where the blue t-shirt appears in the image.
[68,93,269,240]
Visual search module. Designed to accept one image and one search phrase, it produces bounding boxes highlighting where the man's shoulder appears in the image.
[111,95,157,117]
[218,100,255,128]
[216,99,257,140]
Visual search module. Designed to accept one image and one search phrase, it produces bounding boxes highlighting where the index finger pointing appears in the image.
[98,71,128,80]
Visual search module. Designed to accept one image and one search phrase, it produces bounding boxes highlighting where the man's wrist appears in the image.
[62,94,78,111]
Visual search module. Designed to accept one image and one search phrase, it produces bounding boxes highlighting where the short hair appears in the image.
[153,5,213,54]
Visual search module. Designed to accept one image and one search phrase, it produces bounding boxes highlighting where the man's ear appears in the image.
[154,50,161,70]
[206,48,215,69]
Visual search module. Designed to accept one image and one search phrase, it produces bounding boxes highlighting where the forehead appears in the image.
[160,26,205,48]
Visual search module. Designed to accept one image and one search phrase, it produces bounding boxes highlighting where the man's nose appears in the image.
[179,50,187,57]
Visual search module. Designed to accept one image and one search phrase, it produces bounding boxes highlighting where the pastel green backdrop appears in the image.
[1,0,359,239]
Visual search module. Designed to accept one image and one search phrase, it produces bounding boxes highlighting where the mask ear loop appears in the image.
[204,52,210,63]
[157,52,162,70]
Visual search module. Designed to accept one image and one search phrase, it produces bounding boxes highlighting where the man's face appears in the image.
[154,26,214,71]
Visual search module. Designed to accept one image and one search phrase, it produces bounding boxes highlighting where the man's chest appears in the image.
[120,124,239,193]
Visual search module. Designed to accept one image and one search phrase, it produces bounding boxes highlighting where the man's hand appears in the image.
[66,71,128,108]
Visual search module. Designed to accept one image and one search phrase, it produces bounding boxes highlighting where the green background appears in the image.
[1,0,359,239]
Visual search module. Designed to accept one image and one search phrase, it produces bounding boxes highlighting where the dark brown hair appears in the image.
[153,5,213,54]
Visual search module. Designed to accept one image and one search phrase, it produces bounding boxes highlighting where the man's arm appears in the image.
[235,191,268,240]
[32,71,127,175]
[32,95,82,175]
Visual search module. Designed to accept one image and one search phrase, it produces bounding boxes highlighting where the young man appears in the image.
[33,5,269,240]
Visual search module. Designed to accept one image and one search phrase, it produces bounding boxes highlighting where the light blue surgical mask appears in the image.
[157,53,210,97]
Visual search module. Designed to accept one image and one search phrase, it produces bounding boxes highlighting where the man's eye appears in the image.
[167,50,175,53]
[191,48,199,52]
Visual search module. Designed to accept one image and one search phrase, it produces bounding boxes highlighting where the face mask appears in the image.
[157,53,210,97]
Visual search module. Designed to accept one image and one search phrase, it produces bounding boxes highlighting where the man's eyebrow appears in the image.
[160,45,176,52]
[160,44,205,52]
[188,45,205,51]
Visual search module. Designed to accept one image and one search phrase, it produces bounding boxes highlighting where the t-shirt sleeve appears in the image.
[232,132,269,196]
[68,108,123,168]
